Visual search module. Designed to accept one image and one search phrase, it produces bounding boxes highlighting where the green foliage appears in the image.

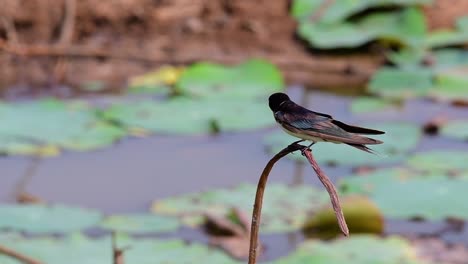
[264,122,421,166]
[426,16,468,48]
[102,97,274,135]
[291,0,431,23]
[341,167,468,220]
[275,235,424,264]
[103,59,283,135]
[152,183,329,233]
[408,150,468,173]
[0,204,102,233]
[440,120,468,141]
[0,234,240,264]
[176,59,283,99]
[350,97,398,113]
[0,99,125,156]
[368,68,433,98]
[100,214,180,233]
[298,8,426,49]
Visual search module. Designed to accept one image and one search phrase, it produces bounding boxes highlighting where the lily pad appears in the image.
[152,183,329,233]
[297,8,426,49]
[102,97,274,135]
[274,235,424,264]
[350,97,398,113]
[426,16,468,48]
[264,122,421,166]
[0,99,125,156]
[368,67,433,99]
[431,69,468,102]
[430,48,468,71]
[0,204,102,233]
[0,234,240,264]
[408,150,468,173]
[100,214,179,233]
[176,59,283,99]
[340,167,468,220]
[440,120,468,141]
[291,0,431,23]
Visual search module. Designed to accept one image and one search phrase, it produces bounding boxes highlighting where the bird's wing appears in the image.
[281,113,382,145]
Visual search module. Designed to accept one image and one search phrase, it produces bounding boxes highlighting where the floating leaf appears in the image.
[350,97,398,113]
[291,0,431,23]
[303,196,384,239]
[103,97,274,135]
[275,235,424,264]
[297,8,426,49]
[340,167,468,220]
[430,49,468,71]
[100,214,179,233]
[264,122,420,166]
[431,68,468,102]
[387,47,426,68]
[0,99,125,156]
[152,183,329,233]
[0,234,240,264]
[176,59,283,99]
[440,120,468,141]
[0,204,102,233]
[368,68,433,99]
[427,16,468,48]
[408,150,468,173]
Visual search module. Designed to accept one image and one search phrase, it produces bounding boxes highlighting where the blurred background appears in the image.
[1,0,468,263]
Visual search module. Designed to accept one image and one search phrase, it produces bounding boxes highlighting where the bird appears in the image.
[268,92,385,153]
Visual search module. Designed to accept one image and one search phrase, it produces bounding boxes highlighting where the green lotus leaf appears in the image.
[408,150,468,173]
[350,97,398,113]
[440,120,468,141]
[368,67,433,99]
[152,183,329,233]
[340,167,468,220]
[291,0,431,23]
[297,8,426,49]
[102,97,275,135]
[274,235,424,264]
[0,234,240,264]
[100,214,180,233]
[0,99,125,156]
[0,204,102,233]
[176,59,283,99]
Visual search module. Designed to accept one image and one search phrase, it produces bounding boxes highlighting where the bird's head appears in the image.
[268,92,290,112]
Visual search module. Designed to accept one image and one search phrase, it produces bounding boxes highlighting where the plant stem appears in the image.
[0,245,43,264]
[248,142,305,264]
[301,148,349,236]
[248,144,349,264]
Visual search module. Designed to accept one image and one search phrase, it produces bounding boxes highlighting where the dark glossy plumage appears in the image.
[268,92,385,153]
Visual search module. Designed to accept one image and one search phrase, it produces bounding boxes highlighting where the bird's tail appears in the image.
[347,143,379,155]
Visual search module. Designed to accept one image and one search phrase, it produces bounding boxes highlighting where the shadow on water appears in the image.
[1,86,467,260]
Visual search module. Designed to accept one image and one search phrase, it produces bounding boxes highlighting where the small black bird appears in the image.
[268,92,385,153]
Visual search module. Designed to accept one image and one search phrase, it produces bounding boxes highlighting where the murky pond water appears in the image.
[1,86,467,260]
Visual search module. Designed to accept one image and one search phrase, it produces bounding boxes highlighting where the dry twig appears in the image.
[0,245,43,264]
[248,143,349,264]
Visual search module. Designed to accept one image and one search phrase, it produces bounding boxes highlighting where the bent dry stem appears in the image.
[248,143,349,264]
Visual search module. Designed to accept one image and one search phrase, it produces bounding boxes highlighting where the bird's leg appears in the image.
[291,139,305,145]
[289,139,305,153]
[307,141,316,150]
